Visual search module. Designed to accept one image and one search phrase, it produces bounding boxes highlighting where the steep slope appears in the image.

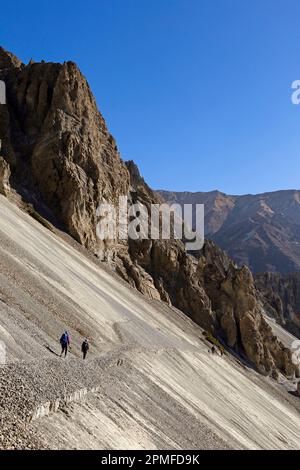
[0,47,297,376]
[158,189,300,274]
[0,195,299,450]
[126,164,297,376]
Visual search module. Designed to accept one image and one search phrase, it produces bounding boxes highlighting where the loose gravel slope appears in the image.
[0,195,299,450]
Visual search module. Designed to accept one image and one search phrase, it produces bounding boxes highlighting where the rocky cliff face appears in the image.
[0,48,130,255]
[256,272,300,338]
[123,163,297,376]
[0,47,297,377]
[158,189,300,274]
[197,243,296,376]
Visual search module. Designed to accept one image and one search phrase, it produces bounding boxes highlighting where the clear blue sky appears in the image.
[2,0,300,194]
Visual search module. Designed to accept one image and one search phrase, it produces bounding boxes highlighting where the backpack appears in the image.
[60,333,68,345]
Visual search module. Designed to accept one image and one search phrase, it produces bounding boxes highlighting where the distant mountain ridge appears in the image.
[157,189,300,274]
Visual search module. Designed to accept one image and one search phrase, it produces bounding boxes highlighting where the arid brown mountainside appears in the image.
[0,47,297,377]
[158,189,300,274]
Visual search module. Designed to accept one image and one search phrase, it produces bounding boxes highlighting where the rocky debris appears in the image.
[0,348,129,449]
[0,47,297,376]
[0,191,299,450]
[256,272,300,338]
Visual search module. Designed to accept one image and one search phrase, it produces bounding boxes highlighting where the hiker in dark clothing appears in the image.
[81,339,89,360]
[60,331,70,358]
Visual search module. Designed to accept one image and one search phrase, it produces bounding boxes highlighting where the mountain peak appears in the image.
[0,46,23,69]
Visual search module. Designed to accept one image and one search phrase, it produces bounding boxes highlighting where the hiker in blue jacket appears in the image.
[60,331,70,358]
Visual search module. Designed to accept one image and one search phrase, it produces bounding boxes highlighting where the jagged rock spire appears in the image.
[0,47,23,70]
